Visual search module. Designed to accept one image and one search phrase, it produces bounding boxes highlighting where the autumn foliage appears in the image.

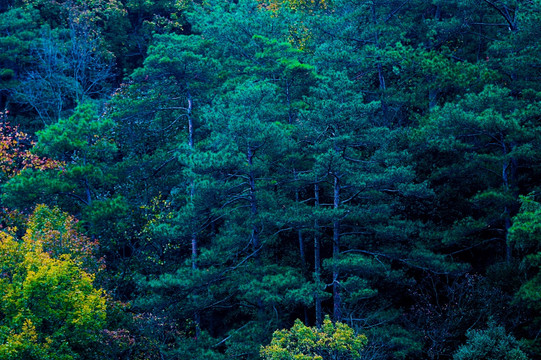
[0,230,106,360]
[24,204,105,273]
[0,111,62,179]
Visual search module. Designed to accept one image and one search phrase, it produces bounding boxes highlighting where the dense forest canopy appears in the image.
[1,0,541,359]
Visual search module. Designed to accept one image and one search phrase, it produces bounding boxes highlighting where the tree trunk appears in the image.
[333,175,342,322]
[247,145,264,317]
[372,2,388,121]
[295,168,308,324]
[501,140,516,264]
[188,92,197,271]
[187,93,194,149]
[314,180,322,328]
[295,169,306,269]
[187,91,200,337]
[247,145,259,259]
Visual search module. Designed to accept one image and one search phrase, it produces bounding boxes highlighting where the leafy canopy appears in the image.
[260,316,367,360]
[0,214,107,360]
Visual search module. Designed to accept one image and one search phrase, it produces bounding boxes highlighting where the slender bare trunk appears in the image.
[294,169,306,268]
[187,94,194,149]
[333,175,342,322]
[248,145,259,258]
[314,180,322,327]
[294,168,308,324]
[502,139,513,264]
[187,91,200,336]
[247,145,264,317]
[372,2,388,120]
[188,92,197,270]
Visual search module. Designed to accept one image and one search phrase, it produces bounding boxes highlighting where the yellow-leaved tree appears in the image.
[261,316,367,360]
[0,229,107,360]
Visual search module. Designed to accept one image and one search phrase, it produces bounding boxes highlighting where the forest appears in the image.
[0,0,540,359]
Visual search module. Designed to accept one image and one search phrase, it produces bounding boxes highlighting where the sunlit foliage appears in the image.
[261,316,367,360]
